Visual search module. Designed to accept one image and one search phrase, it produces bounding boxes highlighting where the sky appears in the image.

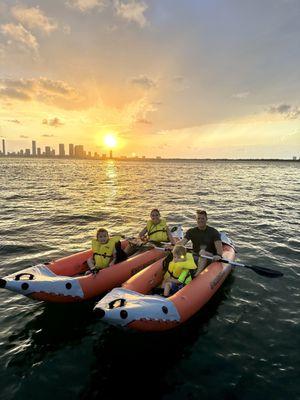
[0,0,300,159]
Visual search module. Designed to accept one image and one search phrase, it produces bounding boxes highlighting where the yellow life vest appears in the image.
[164,253,197,285]
[146,218,168,242]
[92,236,122,270]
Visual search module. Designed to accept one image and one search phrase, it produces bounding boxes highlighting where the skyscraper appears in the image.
[32,140,36,156]
[59,143,65,157]
[2,139,5,156]
[45,146,51,157]
[74,145,84,158]
[69,144,74,157]
[110,150,113,159]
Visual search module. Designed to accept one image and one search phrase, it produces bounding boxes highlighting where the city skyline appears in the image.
[1,1,300,159]
[0,137,152,160]
[0,138,109,159]
[1,137,299,161]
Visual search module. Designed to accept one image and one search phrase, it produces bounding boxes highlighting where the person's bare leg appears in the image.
[195,251,213,276]
[163,281,172,297]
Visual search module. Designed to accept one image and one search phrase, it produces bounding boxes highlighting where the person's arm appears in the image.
[87,256,97,274]
[109,248,117,266]
[176,237,189,246]
[139,226,148,240]
[177,228,192,247]
[212,240,223,261]
[87,256,95,269]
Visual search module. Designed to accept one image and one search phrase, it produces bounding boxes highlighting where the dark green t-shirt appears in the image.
[185,226,221,254]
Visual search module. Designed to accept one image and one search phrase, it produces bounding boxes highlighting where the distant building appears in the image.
[51,149,55,156]
[110,150,113,159]
[74,145,84,158]
[59,143,65,157]
[25,149,30,156]
[102,154,107,159]
[293,156,297,160]
[45,146,51,157]
[69,144,74,157]
[2,139,6,156]
[37,147,41,156]
[32,140,36,156]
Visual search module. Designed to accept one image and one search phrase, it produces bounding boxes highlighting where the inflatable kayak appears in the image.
[94,233,236,331]
[0,226,183,303]
[0,243,166,303]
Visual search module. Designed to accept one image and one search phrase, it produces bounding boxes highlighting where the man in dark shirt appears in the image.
[178,210,223,275]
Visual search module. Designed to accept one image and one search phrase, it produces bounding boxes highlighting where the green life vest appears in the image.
[164,253,197,285]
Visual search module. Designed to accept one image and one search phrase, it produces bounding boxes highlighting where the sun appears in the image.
[104,134,117,148]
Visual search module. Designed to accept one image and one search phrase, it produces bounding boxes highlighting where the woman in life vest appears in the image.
[161,245,197,297]
[87,228,127,274]
[139,209,176,245]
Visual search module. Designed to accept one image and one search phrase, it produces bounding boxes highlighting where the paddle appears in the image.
[201,255,283,278]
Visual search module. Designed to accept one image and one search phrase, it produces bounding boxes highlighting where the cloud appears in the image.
[130,75,156,89]
[20,135,29,138]
[39,78,73,95]
[11,5,58,34]
[2,78,35,91]
[268,103,300,119]
[66,0,107,12]
[0,78,85,109]
[7,119,21,124]
[135,118,152,124]
[114,0,148,27]
[232,92,250,99]
[41,134,55,137]
[42,117,64,127]
[1,23,38,51]
[0,87,32,101]
[67,0,148,26]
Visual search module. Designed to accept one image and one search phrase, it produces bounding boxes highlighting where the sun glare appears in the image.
[104,134,117,148]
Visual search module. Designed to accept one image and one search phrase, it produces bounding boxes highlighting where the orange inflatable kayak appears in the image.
[94,233,236,331]
[0,241,166,303]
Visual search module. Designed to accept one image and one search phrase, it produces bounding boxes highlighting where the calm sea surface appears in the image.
[0,159,299,400]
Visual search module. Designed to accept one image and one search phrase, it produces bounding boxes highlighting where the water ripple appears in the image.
[0,158,299,400]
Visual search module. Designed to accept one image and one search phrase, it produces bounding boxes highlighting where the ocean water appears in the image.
[0,158,299,400]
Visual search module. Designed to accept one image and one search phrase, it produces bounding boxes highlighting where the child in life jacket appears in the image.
[86,228,127,274]
[161,245,197,297]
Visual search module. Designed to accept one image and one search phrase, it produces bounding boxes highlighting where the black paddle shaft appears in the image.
[202,255,283,278]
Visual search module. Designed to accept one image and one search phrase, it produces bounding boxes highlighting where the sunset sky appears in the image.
[1,0,300,158]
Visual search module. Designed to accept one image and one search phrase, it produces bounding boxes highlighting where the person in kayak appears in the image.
[161,245,197,296]
[87,228,128,274]
[139,209,176,245]
[177,210,223,275]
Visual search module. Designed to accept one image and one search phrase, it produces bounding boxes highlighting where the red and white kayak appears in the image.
[94,233,236,331]
[0,242,165,303]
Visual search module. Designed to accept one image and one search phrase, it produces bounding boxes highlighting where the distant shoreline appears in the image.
[0,156,299,162]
